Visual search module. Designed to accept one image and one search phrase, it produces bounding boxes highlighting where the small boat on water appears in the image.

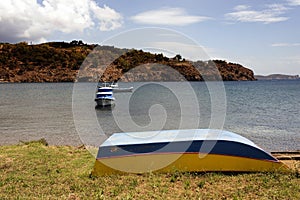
[95,83,115,107]
[92,129,289,175]
[110,82,133,93]
[113,87,133,93]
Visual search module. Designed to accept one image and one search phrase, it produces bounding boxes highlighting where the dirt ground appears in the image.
[273,152,300,172]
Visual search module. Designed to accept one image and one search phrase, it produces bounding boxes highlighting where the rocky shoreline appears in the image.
[0,41,256,83]
[255,74,300,80]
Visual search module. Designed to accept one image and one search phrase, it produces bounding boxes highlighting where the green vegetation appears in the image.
[0,140,299,199]
[0,41,256,82]
[0,41,89,69]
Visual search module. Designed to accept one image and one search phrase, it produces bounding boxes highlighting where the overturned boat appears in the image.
[92,129,289,175]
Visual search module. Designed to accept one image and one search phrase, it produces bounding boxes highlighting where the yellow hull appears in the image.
[92,153,289,175]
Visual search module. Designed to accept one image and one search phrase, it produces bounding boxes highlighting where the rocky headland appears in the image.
[0,41,256,82]
[255,74,300,80]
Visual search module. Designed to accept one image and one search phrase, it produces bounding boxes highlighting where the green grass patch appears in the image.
[0,141,299,199]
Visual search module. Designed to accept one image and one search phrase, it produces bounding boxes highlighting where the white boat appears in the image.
[113,87,133,92]
[95,83,115,107]
[111,82,133,93]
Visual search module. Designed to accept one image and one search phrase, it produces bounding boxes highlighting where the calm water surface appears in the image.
[0,80,299,151]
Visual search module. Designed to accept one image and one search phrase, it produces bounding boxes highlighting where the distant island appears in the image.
[0,41,256,82]
[255,74,300,80]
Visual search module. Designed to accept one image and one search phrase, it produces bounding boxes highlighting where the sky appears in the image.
[0,0,300,75]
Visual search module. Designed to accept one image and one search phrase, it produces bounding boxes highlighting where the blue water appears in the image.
[0,80,299,151]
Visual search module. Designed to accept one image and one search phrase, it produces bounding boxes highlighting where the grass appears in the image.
[0,140,299,199]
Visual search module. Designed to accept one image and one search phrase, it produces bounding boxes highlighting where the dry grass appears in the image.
[0,140,299,199]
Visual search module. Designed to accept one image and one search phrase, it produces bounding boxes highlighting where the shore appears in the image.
[0,140,299,199]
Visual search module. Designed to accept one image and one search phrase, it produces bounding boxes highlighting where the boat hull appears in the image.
[95,98,115,107]
[112,87,133,93]
[93,153,288,175]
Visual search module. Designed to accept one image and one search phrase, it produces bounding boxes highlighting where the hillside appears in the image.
[0,41,256,82]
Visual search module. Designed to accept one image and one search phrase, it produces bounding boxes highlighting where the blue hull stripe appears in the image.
[97,140,277,161]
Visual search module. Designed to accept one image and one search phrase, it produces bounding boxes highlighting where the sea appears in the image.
[0,80,299,152]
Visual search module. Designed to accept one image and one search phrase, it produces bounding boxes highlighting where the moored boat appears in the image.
[112,87,133,93]
[95,83,115,107]
[92,129,289,175]
[110,82,133,93]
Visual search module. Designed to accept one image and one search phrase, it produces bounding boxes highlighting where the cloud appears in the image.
[233,5,251,11]
[287,0,300,6]
[271,43,300,47]
[131,7,211,26]
[0,0,123,43]
[225,4,289,24]
[90,2,123,31]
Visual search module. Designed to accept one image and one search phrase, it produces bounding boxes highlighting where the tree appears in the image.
[174,54,182,61]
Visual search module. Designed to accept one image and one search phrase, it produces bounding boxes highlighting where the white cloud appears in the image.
[287,0,300,6]
[0,0,123,43]
[225,4,289,24]
[90,2,123,31]
[233,5,251,11]
[271,43,300,47]
[131,7,211,26]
